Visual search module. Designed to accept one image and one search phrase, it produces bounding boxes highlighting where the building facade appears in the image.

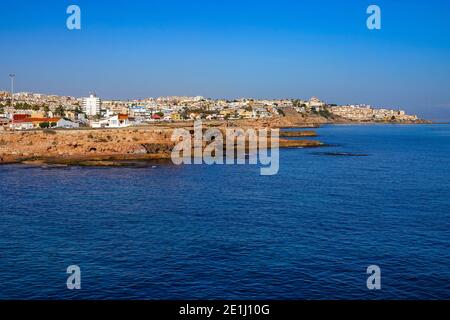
[82,94,101,116]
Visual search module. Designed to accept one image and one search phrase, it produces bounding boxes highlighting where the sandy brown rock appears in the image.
[279,139,323,148]
[0,128,176,164]
[0,123,325,165]
[280,130,318,137]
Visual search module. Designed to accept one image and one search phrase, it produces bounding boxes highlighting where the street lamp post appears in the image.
[9,74,15,108]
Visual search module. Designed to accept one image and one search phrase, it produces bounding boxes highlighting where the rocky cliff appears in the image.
[0,126,322,165]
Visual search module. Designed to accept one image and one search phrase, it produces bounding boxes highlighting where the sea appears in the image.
[0,124,449,299]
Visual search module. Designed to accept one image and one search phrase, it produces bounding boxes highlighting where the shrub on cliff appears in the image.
[316,108,333,119]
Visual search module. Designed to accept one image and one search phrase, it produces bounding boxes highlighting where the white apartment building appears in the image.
[82,94,101,116]
[308,97,325,108]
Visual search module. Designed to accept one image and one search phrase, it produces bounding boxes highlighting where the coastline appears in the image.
[0,114,433,166]
[0,123,323,166]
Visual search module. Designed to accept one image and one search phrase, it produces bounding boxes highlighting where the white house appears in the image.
[10,122,34,130]
[91,114,130,128]
[56,119,79,129]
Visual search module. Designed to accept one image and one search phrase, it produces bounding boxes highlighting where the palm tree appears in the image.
[43,105,50,117]
[55,105,65,117]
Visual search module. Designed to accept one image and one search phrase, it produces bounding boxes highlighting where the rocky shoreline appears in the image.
[0,110,433,166]
[0,123,323,166]
[280,130,318,137]
[0,128,174,165]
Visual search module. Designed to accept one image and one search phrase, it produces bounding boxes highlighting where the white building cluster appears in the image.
[0,91,423,131]
[329,105,418,122]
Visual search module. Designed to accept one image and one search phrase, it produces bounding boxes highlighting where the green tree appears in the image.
[43,105,50,117]
[39,122,50,129]
[74,106,83,115]
[54,105,65,116]
[318,108,333,119]
[180,107,189,119]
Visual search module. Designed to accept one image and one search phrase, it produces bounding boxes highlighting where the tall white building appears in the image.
[82,94,101,116]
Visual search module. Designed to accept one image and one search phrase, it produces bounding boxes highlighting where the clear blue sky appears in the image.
[1,0,450,120]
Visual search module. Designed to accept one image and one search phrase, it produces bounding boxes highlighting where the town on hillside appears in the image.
[0,91,421,131]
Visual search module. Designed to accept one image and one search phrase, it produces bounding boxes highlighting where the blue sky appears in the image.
[1,0,450,120]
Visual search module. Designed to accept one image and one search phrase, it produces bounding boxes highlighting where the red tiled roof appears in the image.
[12,114,30,122]
[14,117,61,123]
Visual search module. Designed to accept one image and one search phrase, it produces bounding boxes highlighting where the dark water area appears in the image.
[0,124,449,299]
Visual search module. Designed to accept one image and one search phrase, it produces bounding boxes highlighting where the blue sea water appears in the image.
[0,124,449,300]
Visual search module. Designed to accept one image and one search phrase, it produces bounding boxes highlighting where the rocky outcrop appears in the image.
[280,130,318,137]
[0,126,323,165]
[0,128,176,164]
[141,143,173,154]
[279,139,323,148]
